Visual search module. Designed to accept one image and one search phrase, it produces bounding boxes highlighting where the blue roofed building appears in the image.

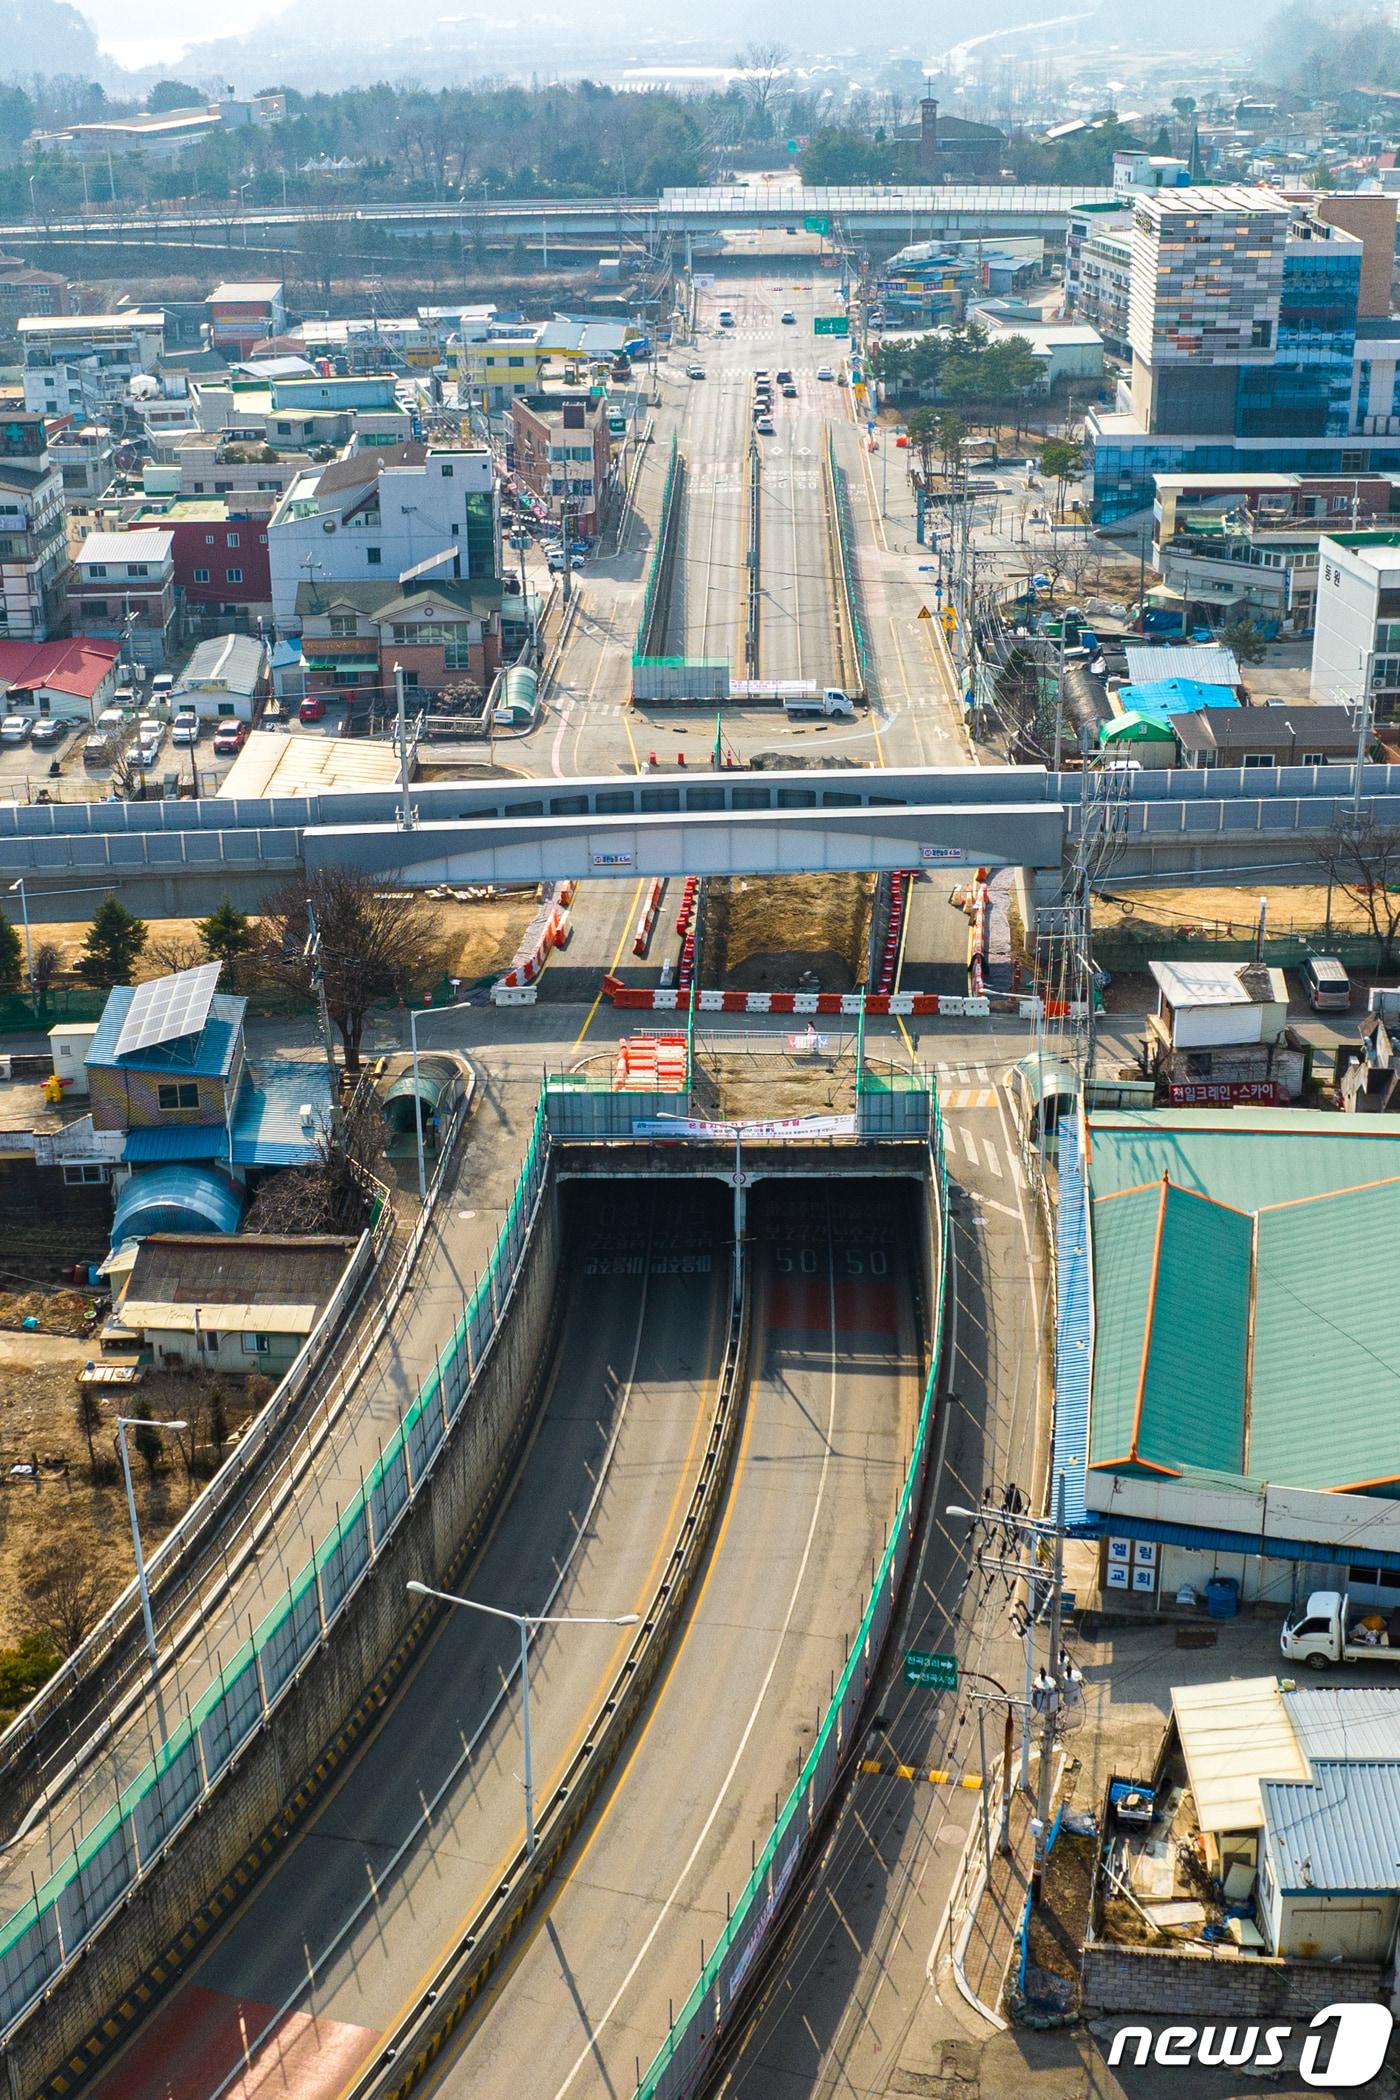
[83,961,333,1244]
[1054,1108,1400,1612]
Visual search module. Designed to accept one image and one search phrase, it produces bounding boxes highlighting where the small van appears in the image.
[1303,955,1351,1011]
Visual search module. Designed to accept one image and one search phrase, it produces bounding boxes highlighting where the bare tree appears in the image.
[244,1080,386,1234]
[23,1531,107,1655]
[733,42,790,125]
[1317,815,1400,966]
[255,867,448,1075]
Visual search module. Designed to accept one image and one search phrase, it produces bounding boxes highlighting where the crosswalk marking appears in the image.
[941,1087,997,1110]
[960,1126,977,1165]
[982,1137,1003,1178]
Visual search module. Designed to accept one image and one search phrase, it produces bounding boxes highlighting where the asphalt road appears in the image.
[428,1176,923,2100]
[718,1083,1051,2100]
[85,1179,731,2100]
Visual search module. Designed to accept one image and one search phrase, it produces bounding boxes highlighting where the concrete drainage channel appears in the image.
[350,1255,752,2100]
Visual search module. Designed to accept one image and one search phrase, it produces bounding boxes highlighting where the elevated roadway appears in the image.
[0,185,1112,255]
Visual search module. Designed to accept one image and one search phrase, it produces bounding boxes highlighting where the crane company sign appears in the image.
[1167,1079,1287,1107]
[1107,2005,1394,2086]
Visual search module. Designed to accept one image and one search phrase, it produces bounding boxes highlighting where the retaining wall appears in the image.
[13,1180,563,2100]
[1081,1942,1385,2021]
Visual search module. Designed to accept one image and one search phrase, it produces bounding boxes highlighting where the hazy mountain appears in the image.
[0,0,105,80]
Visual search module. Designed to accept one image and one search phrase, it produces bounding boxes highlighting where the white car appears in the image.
[816,366,835,381]
[547,548,582,573]
[149,673,175,701]
[170,715,200,746]
[0,715,30,744]
[686,364,706,379]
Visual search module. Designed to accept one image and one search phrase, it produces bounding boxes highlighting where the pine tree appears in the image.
[77,896,147,989]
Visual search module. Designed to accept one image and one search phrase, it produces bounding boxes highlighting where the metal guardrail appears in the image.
[0,1092,503,2039]
[827,431,868,699]
[634,1095,949,2100]
[635,434,682,665]
[746,436,761,678]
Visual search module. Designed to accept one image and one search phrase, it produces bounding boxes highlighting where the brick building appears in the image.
[510,393,611,535]
[127,498,272,629]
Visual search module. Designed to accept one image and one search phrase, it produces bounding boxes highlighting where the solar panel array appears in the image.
[113,961,222,1060]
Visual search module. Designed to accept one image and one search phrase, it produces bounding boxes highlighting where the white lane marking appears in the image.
[960,1125,977,1165]
[549,1222,845,2100]
[982,1138,1003,1179]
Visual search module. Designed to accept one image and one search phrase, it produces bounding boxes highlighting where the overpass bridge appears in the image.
[0,762,1392,917]
[0,184,1113,259]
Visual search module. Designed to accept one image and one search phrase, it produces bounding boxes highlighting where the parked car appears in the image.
[149,673,174,701]
[96,707,126,733]
[83,733,107,763]
[776,370,793,385]
[755,416,776,436]
[298,695,327,723]
[213,722,248,756]
[30,718,66,748]
[170,721,199,747]
[0,715,30,744]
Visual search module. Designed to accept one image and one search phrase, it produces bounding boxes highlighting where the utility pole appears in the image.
[1052,622,1067,773]
[1031,1473,1068,1905]
[1354,648,1375,821]
[394,662,413,830]
[559,497,573,606]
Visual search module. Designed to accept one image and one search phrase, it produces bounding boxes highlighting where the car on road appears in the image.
[782,382,798,398]
[776,369,793,384]
[30,718,66,748]
[213,721,248,757]
[780,310,796,324]
[547,547,583,573]
[686,364,706,378]
[755,415,776,435]
[817,365,835,381]
[298,696,327,723]
[753,368,769,380]
[0,715,30,744]
[718,309,734,327]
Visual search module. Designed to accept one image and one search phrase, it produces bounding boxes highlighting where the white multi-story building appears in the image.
[19,311,165,417]
[266,439,498,630]
[1311,530,1400,722]
[0,414,68,643]
[1126,187,1292,433]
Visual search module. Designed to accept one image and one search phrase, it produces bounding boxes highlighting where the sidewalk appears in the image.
[954,1783,1038,2021]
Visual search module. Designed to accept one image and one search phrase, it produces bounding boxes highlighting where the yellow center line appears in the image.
[574,875,648,1047]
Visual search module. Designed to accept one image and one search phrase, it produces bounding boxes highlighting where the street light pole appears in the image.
[409,1004,427,1204]
[117,1415,187,1668]
[406,1581,637,1856]
[9,877,32,993]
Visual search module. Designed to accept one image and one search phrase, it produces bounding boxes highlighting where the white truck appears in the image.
[1280,1591,1400,1671]
[727,679,857,720]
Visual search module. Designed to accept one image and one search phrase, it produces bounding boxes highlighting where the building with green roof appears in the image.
[1066,1109,1400,1608]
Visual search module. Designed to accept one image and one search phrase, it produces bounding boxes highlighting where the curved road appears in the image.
[427,1176,922,2100]
[84,1180,729,2100]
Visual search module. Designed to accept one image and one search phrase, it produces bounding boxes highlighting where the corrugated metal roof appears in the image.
[1088,1111,1400,1210]
[1124,643,1241,687]
[1263,1760,1400,1893]
[1252,1180,1400,1488]
[1174,1677,1310,1836]
[1118,677,1241,718]
[123,1125,228,1163]
[1285,1688,1400,1766]
[229,1058,332,1168]
[111,1165,245,1243]
[1053,1113,1092,1527]
[1087,1115,1400,1493]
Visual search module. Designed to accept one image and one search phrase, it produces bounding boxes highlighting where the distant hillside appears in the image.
[0,0,104,80]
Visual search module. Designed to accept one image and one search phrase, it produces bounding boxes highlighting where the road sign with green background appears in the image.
[803,214,829,234]
[904,1648,958,1690]
[814,315,849,337]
